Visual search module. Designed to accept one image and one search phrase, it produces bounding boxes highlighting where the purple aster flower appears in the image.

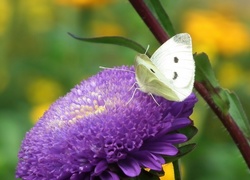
[16,66,197,180]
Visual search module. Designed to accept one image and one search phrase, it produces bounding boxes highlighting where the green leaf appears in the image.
[226,91,250,141]
[164,143,196,163]
[212,88,230,114]
[195,52,250,146]
[194,53,230,113]
[68,32,148,55]
[194,53,219,87]
[178,125,198,141]
[149,0,175,37]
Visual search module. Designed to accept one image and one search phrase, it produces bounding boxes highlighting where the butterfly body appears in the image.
[135,33,195,102]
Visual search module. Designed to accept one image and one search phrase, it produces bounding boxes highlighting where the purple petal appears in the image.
[70,173,89,180]
[117,157,141,177]
[151,153,165,164]
[157,134,187,144]
[132,151,163,171]
[171,94,197,117]
[93,160,108,176]
[100,171,119,180]
[169,118,191,132]
[141,142,178,156]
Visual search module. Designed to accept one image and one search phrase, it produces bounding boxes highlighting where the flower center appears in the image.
[68,99,106,123]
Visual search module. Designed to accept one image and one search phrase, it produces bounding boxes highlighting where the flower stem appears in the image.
[173,161,181,180]
[129,0,169,44]
[128,0,250,169]
[194,82,250,168]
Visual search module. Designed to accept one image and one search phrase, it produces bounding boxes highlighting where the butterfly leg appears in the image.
[128,82,137,91]
[149,93,160,106]
[126,87,140,105]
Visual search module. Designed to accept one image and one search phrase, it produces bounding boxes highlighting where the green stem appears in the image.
[173,161,181,180]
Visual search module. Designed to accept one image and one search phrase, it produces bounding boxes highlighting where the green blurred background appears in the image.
[1,0,250,179]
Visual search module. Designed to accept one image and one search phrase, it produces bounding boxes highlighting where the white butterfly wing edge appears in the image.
[150,33,195,100]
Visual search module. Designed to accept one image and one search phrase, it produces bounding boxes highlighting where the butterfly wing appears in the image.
[135,54,181,101]
[150,33,195,101]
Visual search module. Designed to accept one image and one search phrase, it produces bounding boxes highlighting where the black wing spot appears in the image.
[174,57,179,63]
[150,68,155,73]
[173,72,178,80]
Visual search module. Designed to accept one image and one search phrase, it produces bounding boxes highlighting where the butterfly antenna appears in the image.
[126,88,139,105]
[144,45,150,54]
[99,66,135,73]
[149,93,160,106]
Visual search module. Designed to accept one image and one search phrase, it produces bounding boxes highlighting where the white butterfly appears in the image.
[135,33,195,102]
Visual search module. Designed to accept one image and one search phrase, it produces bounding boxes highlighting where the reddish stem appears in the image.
[129,0,250,169]
[194,82,250,168]
[129,0,169,44]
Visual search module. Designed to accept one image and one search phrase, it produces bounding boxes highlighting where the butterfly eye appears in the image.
[173,72,178,80]
[150,68,155,73]
[174,57,179,63]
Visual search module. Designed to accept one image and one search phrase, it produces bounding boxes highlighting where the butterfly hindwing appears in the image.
[135,54,180,101]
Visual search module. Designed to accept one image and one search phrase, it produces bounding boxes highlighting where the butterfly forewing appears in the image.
[151,33,195,89]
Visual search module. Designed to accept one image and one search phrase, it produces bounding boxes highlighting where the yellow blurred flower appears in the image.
[26,77,63,105]
[183,10,250,60]
[217,62,243,89]
[19,0,55,33]
[144,163,175,180]
[160,163,175,180]
[27,77,63,123]
[56,0,115,7]
[91,21,125,36]
[0,0,12,36]
[30,103,51,123]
